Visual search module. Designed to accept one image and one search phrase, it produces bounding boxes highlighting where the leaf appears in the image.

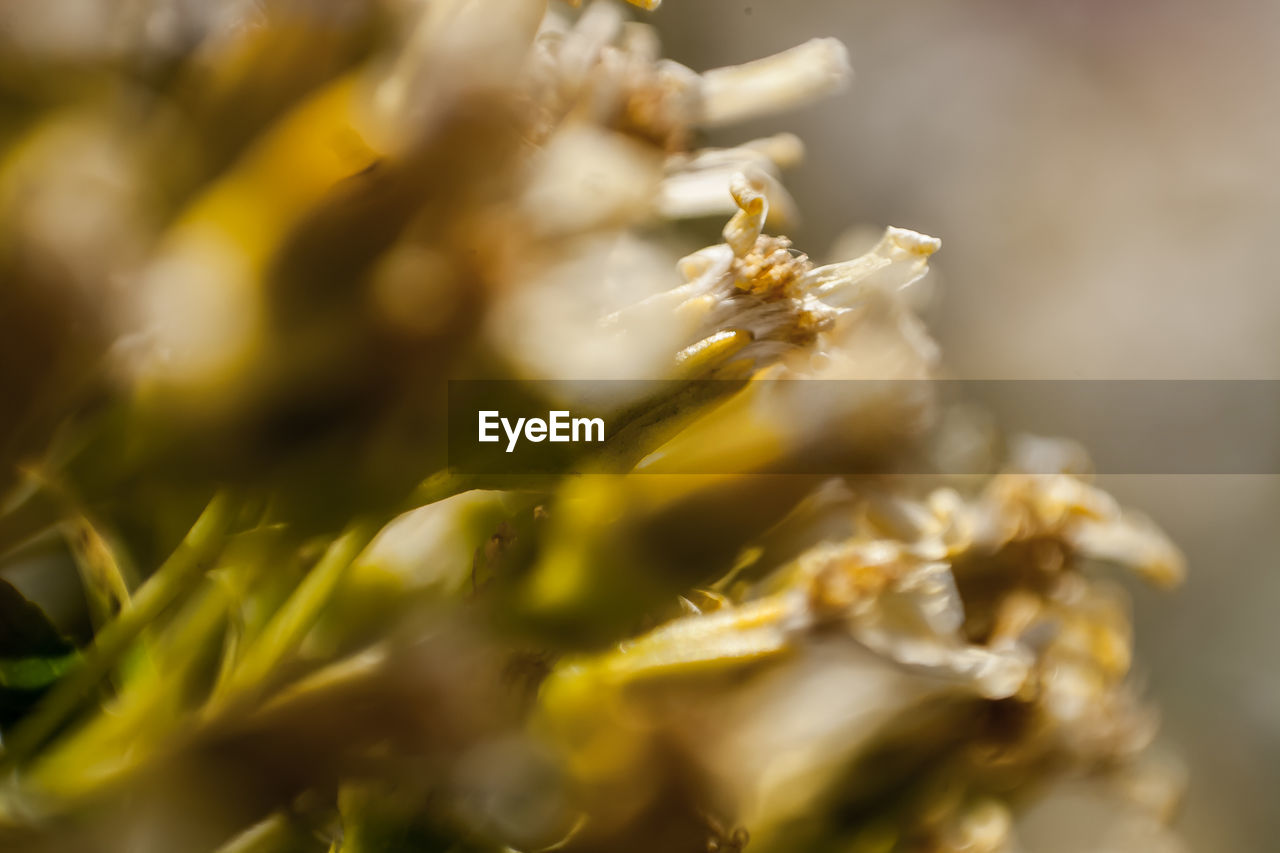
[0,577,73,658]
[0,578,77,728]
[0,652,79,691]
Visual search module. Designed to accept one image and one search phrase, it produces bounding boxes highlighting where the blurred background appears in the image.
[654,1,1280,849]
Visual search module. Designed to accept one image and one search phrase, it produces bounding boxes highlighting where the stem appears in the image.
[211,518,378,707]
[0,490,237,766]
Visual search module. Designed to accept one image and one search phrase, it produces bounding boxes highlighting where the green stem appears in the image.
[212,518,377,707]
[0,490,237,766]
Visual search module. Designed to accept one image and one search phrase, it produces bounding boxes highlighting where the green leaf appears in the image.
[0,652,79,691]
[0,577,72,658]
[0,578,76,728]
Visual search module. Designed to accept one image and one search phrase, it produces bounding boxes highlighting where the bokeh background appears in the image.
[654,1,1280,849]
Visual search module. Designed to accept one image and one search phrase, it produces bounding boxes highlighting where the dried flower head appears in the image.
[0,3,1186,853]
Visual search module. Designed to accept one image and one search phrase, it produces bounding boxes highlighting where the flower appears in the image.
[0,3,1187,852]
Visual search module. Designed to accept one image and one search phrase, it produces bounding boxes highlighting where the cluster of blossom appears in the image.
[0,2,1186,852]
